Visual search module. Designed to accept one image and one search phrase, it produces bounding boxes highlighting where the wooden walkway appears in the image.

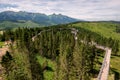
[32,28,112,80]
[97,48,111,80]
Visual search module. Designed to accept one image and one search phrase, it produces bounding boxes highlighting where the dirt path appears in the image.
[0,47,8,60]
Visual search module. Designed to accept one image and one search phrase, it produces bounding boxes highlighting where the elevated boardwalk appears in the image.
[32,28,112,80]
[97,48,111,80]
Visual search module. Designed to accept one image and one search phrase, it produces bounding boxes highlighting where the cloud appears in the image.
[0,3,19,12]
[0,3,18,8]
[0,0,120,21]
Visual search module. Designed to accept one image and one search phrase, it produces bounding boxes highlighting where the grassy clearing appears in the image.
[36,55,56,80]
[110,55,120,72]
[108,74,114,80]
[0,42,4,48]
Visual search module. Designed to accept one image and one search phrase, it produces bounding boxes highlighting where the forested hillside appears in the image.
[72,22,120,79]
[0,24,119,80]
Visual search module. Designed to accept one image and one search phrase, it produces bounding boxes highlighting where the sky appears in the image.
[0,0,120,21]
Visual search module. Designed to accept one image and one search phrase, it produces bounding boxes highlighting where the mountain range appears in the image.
[0,11,80,26]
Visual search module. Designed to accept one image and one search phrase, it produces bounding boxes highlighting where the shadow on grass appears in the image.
[111,54,120,57]
[111,54,120,59]
[97,61,102,65]
[44,66,54,72]
[90,69,99,78]
[111,68,120,80]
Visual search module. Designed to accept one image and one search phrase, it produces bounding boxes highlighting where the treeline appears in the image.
[0,24,119,80]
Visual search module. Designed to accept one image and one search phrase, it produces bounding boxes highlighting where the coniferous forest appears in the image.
[0,24,119,80]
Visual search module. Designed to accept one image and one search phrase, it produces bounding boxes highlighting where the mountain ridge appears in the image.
[0,11,80,26]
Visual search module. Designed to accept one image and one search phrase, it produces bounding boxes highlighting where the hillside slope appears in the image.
[72,22,120,76]
[0,21,42,30]
[72,22,120,40]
